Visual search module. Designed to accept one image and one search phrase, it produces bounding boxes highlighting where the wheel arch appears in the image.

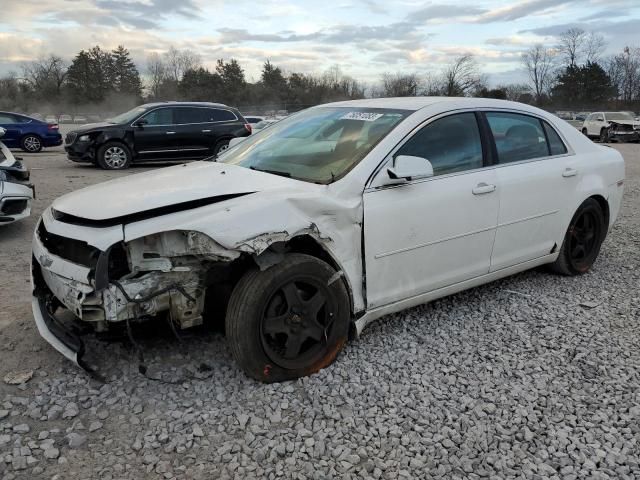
[246,235,358,339]
[588,193,610,237]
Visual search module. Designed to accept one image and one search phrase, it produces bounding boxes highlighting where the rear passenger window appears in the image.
[396,112,483,176]
[543,122,567,155]
[486,112,549,163]
[209,109,237,122]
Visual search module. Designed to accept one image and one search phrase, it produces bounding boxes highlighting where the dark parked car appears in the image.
[64,102,252,169]
[0,111,62,153]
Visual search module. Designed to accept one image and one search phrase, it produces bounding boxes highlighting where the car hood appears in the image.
[608,120,639,127]
[51,161,308,223]
[69,122,116,134]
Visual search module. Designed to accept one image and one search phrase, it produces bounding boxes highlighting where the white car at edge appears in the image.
[0,127,34,224]
[31,97,625,382]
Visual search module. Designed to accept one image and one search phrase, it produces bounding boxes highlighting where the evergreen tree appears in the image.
[110,45,142,98]
[66,46,112,102]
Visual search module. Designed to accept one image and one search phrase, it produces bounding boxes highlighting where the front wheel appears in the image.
[21,134,42,153]
[226,253,350,382]
[599,128,609,143]
[550,198,606,275]
[581,128,589,137]
[97,142,131,170]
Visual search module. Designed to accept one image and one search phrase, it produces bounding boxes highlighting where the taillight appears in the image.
[47,124,59,130]
[244,123,252,134]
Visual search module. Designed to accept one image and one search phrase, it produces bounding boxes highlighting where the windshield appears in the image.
[219,107,409,183]
[606,112,634,121]
[108,106,148,124]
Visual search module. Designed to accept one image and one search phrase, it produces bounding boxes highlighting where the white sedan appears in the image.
[31,97,624,381]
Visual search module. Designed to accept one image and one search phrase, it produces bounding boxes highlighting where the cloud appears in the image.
[475,0,574,23]
[94,0,201,28]
[410,4,487,23]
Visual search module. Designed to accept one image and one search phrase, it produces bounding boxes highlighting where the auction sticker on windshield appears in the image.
[340,112,385,122]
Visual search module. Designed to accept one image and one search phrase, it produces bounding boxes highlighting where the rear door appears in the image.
[133,107,182,160]
[203,108,242,152]
[484,111,577,271]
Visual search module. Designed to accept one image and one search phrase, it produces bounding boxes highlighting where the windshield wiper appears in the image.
[249,166,291,178]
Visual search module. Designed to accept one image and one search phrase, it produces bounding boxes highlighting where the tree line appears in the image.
[0,29,639,115]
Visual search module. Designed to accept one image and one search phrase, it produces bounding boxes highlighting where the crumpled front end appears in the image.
[30,211,237,368]
[608,122,640,142]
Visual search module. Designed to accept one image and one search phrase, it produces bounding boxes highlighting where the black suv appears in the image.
[64,102,251,169]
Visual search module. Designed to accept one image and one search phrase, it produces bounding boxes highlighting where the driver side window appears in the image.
[142,108,174,126]
[395,112,483,176]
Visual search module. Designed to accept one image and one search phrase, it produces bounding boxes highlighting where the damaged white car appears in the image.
[0,127,34,224]
[32,98,625,382]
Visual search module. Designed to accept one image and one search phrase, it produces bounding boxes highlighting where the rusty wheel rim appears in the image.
[260,277,336,370]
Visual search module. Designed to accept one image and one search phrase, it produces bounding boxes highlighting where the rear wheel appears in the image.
[226,254,350,382]
[97,142,131,170]
[21,134,42,153]
[550,198,606,275]
[213,139,230,155]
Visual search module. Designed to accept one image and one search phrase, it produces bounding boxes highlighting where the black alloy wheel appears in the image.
[550,198,606,275]
[260,277,336,370]
[225,253,350,382]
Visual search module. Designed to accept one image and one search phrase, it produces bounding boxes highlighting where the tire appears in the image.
[226,253,350,382]
[20,134,42,153]
[213,139,231,155]
[550,198,606,276]
[599,128,609,143]
[581,128,589,137]
[97,142,132,170]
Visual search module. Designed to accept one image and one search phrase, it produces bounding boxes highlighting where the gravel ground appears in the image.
[0,139,638,479]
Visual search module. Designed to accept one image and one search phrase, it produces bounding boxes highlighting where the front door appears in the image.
[483,111,577,271]
[134,107,183,160]
[364,112,499,309]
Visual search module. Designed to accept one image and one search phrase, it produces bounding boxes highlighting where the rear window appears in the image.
[175,108,237,124]
[543,122,568,155]
[486,112,549,163]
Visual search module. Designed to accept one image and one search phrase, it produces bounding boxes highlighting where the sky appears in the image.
[0,0,639,87]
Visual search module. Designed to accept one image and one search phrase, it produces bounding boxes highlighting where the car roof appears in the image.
[141,101,230,109]
[321,96,554,113]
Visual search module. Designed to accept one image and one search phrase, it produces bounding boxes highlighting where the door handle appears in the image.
[202,129,211,133]
[166,131,176,135]
[472,183,496,195]
[562,168,578,178]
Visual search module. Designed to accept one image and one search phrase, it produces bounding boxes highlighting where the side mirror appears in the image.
[228,137,245,148]
[133,118,148,127]
[387,155,434,182]
[0,127,5,138]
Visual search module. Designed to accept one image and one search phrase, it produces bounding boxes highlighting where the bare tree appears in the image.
[522,44,555,103]
[441,54,483,96]
[497,83,532,102]
[607,47,640,102]
[164,46,202,82]
[146,52,167,99]
[584,32,607,64]
[558,28,587,67]
[21,55,67,99]
[380,73,421,97]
